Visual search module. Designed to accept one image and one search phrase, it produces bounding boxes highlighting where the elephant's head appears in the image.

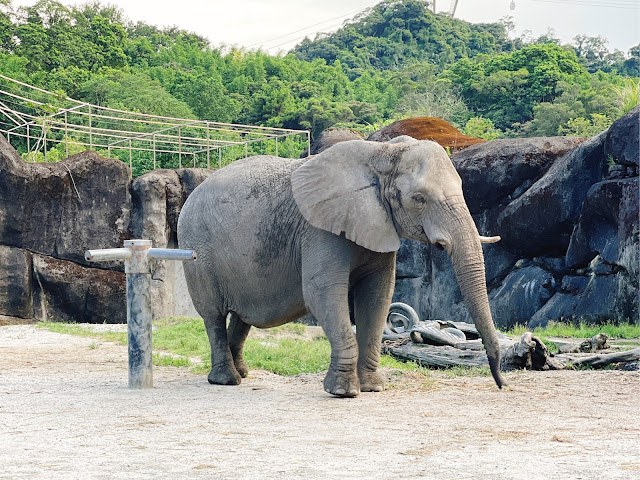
[291,138,505,388]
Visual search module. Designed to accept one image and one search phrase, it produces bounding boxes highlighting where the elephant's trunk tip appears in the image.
[488,355,506,389]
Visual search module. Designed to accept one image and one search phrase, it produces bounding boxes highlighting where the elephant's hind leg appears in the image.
[204,311,242,385]
[227,312,251,378]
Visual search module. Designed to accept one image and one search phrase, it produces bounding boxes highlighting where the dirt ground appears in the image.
[1,325,639,480]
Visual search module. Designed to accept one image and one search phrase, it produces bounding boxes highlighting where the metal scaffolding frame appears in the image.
[0,74,311,174]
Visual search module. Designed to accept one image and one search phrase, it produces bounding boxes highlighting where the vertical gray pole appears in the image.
[64,111,68,158]
[88,105,93,151]
[206,123,210,169]
[129,139,133,170]
[178,126,182,168]
[275,137,279,157]
[124,239,153,389]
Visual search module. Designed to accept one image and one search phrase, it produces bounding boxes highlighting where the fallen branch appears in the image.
[554,348,640,368]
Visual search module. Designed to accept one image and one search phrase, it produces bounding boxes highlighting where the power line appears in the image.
[525,0,639,9]
[247,7,367,50]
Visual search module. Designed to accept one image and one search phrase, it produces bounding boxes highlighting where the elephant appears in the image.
[177,137,505,396]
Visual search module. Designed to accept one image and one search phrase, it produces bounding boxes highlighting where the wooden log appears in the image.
[499,332,564,371]
[389,343,489,368]
[554,348,640,368]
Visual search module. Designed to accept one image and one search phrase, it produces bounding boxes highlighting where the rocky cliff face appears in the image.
[1,108,637,327]
[0,139,130,323]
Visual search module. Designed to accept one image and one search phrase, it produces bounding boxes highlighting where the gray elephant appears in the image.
[177,137,505,396]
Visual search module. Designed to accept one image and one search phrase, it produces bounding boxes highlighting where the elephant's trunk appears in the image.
[443,201,505,388]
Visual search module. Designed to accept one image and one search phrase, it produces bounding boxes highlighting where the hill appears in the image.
[293,0,517,72]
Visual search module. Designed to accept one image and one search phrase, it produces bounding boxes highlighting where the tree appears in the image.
[463,117,501,140]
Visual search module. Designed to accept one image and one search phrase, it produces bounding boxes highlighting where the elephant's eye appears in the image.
[411,193,426,204]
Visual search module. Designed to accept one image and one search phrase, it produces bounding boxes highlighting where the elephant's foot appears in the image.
[324,365,360,397]
[358,370,384,392]
[208,363,242,385]
[233,356,249,378]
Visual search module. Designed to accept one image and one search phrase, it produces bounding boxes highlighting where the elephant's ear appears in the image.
[291,140,401,253]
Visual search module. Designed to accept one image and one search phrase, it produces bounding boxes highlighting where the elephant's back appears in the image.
[179,156,306,238]
[178,155,308,280]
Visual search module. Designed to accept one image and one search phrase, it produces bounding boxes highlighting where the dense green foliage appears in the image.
[0,0,638,162]
[294,0,518,71]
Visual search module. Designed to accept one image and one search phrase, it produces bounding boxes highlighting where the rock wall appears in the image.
[1,108,638,327]
[0,136,212,323]
[0,137,131,323]
[393,107,639,328]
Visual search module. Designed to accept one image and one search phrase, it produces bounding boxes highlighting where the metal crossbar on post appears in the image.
[85,240,196,389]
[0,74,311,175]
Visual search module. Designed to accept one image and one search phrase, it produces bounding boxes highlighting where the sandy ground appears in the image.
[1,325,639,480]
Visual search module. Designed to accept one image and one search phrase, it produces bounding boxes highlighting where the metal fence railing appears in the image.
[0,74,311,176]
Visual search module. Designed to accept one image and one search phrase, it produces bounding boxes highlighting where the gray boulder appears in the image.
[130,168,214,318]
[452,137,585,214]
[604,105,639,167]
[489,265,555,330]
[496,132,608,258]
[566,178,639,271]
[530,268,635,327]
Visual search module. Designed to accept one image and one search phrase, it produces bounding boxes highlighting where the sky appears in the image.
[11,0,640,54]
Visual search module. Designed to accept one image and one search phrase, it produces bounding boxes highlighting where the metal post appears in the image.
[206,123,210,169]
[64,111,68,158]
[218,148,222,169]
[245,143,248,159]
[178,126,182,168]
[43,122,47,161]
[275,137,279,157]
[307,132,311,157]
[88,105,93,151]
[153,134,156,169]
[124,240,153,389]
[84,240,196,389]
[129,139,132,169]
[27,124,30,154]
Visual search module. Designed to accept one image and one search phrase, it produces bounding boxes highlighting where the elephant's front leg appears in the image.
[302,232,360,397]
[352,253,396,392]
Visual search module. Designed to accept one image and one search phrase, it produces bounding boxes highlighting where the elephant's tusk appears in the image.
[479,235,501,244]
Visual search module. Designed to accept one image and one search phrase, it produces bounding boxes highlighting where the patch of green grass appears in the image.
[380,354,431,374]
[243,337,331,375]
[152,353,192,368]
[38,322,127,345]
[507,321,640,340]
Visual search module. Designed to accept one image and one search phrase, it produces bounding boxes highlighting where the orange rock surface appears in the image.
[367,117,486,151]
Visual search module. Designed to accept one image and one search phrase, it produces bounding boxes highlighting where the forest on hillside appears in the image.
[0,0,638,150]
